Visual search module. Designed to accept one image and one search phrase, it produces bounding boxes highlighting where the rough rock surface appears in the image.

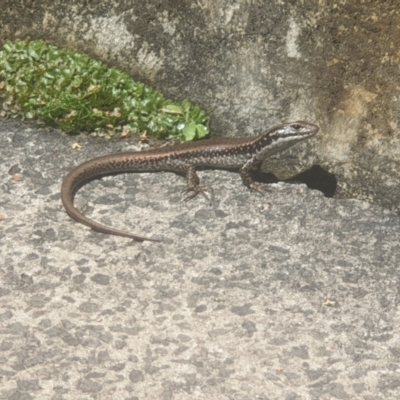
[1,119,400,399]
[1,1,400,212]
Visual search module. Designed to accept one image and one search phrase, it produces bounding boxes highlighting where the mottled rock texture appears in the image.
[1,114,400,399]
[1,1,400,211]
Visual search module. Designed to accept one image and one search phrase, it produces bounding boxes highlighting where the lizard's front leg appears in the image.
[182,165,209,201]
[240,157,269,194]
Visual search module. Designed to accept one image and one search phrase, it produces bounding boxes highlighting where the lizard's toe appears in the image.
[182,185,209,201]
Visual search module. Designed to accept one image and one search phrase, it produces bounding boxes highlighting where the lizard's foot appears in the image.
[250,182,269,195]
[182,185,209,202]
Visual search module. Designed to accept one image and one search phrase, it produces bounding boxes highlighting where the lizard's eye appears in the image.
[292,124,302,130]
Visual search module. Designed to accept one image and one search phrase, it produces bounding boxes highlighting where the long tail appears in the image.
[61,157,161,242]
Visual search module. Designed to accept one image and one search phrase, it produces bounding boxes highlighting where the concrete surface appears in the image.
[1,119,400,399]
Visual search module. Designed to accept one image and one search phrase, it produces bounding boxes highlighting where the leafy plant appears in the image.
[0,40,209,141]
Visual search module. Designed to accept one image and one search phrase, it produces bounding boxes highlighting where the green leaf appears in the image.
[161,104,184,114]
[182,121,197,141]
[195,124,208,139]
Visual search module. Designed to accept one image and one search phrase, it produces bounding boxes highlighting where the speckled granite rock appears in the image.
[1,119,400,399]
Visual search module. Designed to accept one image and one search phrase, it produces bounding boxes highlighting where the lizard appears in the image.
[61,121,319,242]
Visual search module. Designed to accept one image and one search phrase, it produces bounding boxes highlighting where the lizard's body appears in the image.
[61,121,319,241]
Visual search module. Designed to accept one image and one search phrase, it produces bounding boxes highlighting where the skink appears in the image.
[61,121,319,242]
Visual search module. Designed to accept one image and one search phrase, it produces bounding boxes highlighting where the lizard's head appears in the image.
[269,121,319,141]
[253,121,319,159]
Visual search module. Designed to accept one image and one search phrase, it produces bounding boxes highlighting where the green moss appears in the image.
[0,40,209,141]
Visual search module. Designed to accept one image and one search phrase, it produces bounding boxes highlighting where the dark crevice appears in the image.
[254,165,337,198]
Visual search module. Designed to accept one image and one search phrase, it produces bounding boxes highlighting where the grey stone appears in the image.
[242,320,257,336]
[0,340,13,351]
[91,273,110,285]
[194,304,207,313]
[289,346,310,360]
[129,369,144,383]
[17,379,41,391]
[327,382,349,399]
[230,304,255,316]
[73,274,86,284]
[9,391,33,400]
[79,302,100,313]
[77,379,103,393]
[177,334,191,343]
